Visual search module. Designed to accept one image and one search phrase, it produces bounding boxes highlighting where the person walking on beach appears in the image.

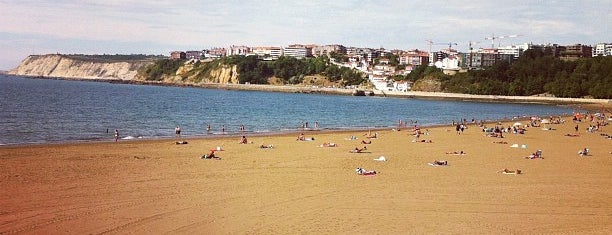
[175,126,181,138]
[114,130,119,142]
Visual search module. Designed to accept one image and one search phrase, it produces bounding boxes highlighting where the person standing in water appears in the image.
[114,130,119,142]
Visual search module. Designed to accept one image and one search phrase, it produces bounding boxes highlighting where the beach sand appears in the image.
[1,117,611,234]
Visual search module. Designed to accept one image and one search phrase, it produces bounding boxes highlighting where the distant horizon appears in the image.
[1,0,610,70]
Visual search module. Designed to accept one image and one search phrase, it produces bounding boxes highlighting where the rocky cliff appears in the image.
[9,54,153,80]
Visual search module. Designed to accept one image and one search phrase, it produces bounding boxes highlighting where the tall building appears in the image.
[252,47,282,60]
[593,43,612,56]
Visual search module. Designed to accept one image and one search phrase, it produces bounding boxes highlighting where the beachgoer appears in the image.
[361,140,372,144]
[498,168,522,174]
[297,133,305,141]
[206,123,211,133]
[578,147,589,156]
[221,125,225,133]
[525,150,543,159]
[114,130,119,142]
[259,144,273,149]
[350,146,367,153]
[320,142,337,147]
[239,135,248,144]
[445,151,465,155]
[175,126,181,138]
[432,160,448,166]
[355,167,376,175]
[201,150,219,159]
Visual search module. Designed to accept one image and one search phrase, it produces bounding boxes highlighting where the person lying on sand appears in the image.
[175,141,188,145]
[349,146,367,153]
[259,144,274,149]
[417,139,433,143]
[525,150,543,159]
[201,150,220,159]
[431,160,448,166]
[445,151,466,155]
[565,133,580,137]
[355,167,377,175]
[320,142,337,147]
[492,141,508,144]
[497,168,522,174]
[361,140,372,144]
[296,133,314,141]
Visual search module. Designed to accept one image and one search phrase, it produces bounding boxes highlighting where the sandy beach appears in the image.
[1,116,611,234]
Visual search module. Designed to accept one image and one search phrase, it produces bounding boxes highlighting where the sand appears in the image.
[1,117,611,234]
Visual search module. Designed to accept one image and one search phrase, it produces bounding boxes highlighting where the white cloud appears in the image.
[0,0,610,69]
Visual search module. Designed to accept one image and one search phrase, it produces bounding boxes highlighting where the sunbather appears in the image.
[259,144,274,149]
[431,160,448,166]
[525,150,543,159]
[445,150,466,155]
[349,146,367,153]
[355,167,377,175]
[201,150,220,159]
[498,168,522,174]
[320,142,337,147]
[361,140,372,144]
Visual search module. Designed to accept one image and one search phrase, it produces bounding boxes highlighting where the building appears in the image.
[498,44,528,59]
[465,48,514,68]
[398,50,429,66]
[252,46,282,60]
[559,44,592,60]
[170,51,186,60]
[205,47,227,58]
[312,44,346,57]
[593,43,612,56]
[228,45,251,56]
[185,51,203,60]
[283,46,308,59]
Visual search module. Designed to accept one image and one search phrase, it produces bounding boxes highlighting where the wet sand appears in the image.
[1,117,611,234]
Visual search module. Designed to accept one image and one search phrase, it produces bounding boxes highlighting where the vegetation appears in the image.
[140,59,184,81]
[65,54,165,62]
[441,50,612,99]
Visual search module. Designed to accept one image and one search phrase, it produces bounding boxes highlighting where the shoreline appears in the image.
[0,115,553,148]
[6,74,610,107]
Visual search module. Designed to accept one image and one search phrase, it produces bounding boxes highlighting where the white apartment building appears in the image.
[593,43,612,56]
[252,47,282,60]
[282,47,308,59]
[228,45,251,56]
[498,44,528,59]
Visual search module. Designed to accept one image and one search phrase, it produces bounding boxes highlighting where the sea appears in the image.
[0,75,579,145]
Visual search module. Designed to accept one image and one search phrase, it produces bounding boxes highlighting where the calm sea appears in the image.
[0,75,577,145]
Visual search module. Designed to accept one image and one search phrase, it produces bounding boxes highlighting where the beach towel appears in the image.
[428,162,448,167]
[510,144,519,148]
[374,156,387,161]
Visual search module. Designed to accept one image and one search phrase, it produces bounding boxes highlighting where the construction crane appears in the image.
[485,33,522,48]
[425,40,458,51]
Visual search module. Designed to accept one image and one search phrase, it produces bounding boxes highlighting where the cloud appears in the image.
[0,0,609,69]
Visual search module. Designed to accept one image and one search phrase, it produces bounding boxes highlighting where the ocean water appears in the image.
[0,75,577,145]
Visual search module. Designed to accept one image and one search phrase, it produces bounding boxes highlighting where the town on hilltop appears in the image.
[169,42,611,92]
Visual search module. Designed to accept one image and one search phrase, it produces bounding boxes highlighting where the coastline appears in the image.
[7,74,611,107]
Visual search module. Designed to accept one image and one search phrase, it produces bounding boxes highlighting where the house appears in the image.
[170,51,186,60]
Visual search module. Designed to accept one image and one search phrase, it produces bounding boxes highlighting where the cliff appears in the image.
[9,54,153,80]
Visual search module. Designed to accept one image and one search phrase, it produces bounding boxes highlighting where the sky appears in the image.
[0,0,610,70]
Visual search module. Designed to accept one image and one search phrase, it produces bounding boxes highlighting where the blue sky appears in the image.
[0,0,609,70]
